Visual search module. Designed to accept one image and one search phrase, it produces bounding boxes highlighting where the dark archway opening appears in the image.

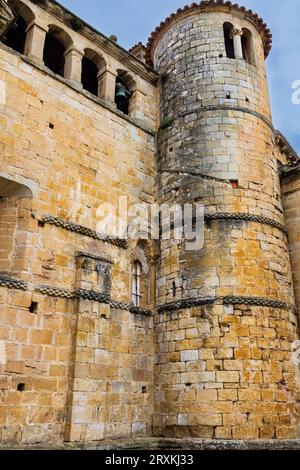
[223,22,234,59]
[81,56,98,96]
[1,14,27,54]
[115,77,132,115]
[43,33,65,77]
[242,28,255,65]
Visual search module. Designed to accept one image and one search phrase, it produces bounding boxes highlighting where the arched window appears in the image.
[1,0,34,54]
[172,281,176,298]
[223,22,234,59]
[43,25,72,77]
[115,70,136,115]
[81,49,106,97]
[132,261,142,307]
[242,28,255,65]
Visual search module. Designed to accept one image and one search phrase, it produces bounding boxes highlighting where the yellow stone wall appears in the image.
[0,8,157,442]
[0,0,299,446]
[152,7,300,439]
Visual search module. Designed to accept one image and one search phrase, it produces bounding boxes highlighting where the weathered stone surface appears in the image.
[0,0,299,447]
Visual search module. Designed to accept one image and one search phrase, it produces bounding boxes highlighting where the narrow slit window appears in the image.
[132,261,142,307]
[172,281,176,298]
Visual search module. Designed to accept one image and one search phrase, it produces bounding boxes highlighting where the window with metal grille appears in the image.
[132,261,142,307]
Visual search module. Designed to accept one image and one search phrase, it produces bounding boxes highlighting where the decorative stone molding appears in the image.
[276,131,299,163]
[157,295,295,313]
[0,273,28,290]
[0,273,295,316]
[230,28,243,39]
[145,0,273,65]
[31,212,128,248]
[0,274,152,315]
[74,288,109,303]
[35,284,74,299]
[205,212,288,236]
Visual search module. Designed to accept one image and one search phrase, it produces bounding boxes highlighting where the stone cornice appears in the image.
[30,0,158,85]
[146,0,272,66]
[205,212,288,236]
[276,131,299,163]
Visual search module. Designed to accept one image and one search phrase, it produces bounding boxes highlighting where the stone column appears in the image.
[24,22,48,64]
[64,47,83,87]
[128,89,145,119]
[230,28,244,60]
[97,67,117,103]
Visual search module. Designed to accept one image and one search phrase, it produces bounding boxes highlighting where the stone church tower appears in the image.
[149,3,300,440]
[0,0,299,447]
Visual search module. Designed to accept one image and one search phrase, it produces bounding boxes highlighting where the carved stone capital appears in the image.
[230,28,243,39]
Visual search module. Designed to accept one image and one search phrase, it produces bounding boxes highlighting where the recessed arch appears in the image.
[223,22,234,59]
[115,69,136,115]
[1,0,35,54]
[242,28,256,65]
[130,239,159,308]
[43,24,73,77]
[0,173,35,198]
[81,48,106,97]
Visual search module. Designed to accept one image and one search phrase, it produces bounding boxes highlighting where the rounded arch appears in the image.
[115,69,137,115]
[84,48,106,69]
[129,238,159,308]
[242,27,256,65]
[2,0,35,54]
[0,173,36,198]
[116,69,137,93]
[223,22,234,59]
[81,48,106,97]
[43,24,73,77]
[8,0,35,24]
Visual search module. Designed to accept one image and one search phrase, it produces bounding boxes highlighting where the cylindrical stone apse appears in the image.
[147,1,300,439]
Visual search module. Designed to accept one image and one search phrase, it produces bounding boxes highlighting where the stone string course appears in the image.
[0,275,152,316]
[204,213,288,235]
[157,296,295,313]
[35,213,128,249]
[0,274,294,314]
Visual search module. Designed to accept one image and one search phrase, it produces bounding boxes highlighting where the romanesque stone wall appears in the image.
[152,9,300,439]
[0,19,157,443]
